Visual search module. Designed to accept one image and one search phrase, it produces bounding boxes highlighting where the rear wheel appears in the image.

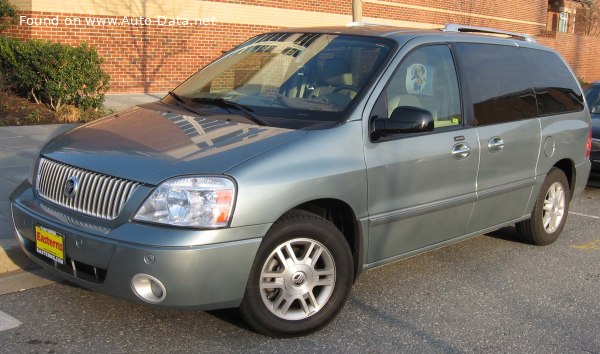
[239,210,354,337]
[516,168,570,245]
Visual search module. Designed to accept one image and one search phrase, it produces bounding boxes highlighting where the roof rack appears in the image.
[346,22,392,27]
[442,23,537,43]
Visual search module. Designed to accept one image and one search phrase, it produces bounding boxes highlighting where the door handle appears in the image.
[452,143,471,159]
[488,137,504,152]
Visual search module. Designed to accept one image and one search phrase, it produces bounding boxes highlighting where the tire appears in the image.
[516,168,570,245]
[239,210,354,337]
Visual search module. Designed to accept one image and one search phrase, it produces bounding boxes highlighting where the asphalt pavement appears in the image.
[0,95,599,350]
[0,93,164,274]
[0,187,599,352]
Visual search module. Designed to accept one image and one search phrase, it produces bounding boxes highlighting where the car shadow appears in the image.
[59,278,257,333]
[206,308,255,333]
[484,226,522,243]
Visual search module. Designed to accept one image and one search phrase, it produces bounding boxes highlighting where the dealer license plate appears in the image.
[35,226,65,264]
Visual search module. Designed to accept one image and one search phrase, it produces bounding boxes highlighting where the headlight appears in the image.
[133,176,236,228]
[592,138,600,152]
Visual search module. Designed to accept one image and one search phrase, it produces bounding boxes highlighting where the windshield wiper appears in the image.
[163,92,206,116]
[167,91,186,104]
[192,97,270,126]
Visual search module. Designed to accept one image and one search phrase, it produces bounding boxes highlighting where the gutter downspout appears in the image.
[353,0,362,22]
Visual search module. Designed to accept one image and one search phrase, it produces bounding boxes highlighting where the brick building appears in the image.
[3,0,600,93]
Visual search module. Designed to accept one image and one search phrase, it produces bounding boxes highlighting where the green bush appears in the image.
[0,0,18,32]
[0,70,13,92]
[0,36,110,111]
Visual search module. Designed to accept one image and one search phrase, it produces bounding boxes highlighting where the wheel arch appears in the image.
[275,198,364,281]
[552,158,575,197]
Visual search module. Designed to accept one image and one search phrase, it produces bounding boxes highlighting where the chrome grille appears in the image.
[36,158,139,220]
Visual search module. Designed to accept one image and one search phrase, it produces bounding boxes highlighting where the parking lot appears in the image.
[0,186,598,352]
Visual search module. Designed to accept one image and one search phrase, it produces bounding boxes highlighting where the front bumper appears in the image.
[10,180,268,311]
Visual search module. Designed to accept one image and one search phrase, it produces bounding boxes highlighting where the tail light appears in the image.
[586,127,592,159]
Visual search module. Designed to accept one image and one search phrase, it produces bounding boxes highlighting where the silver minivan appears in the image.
[11,23,592,336]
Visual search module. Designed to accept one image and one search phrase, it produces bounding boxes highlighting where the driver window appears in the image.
[384,45,462,129]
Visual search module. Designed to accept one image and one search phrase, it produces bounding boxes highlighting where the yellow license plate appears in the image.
[35,226,65,264]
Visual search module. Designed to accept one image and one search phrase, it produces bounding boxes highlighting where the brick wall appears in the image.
[4,12,277,92]
[206,0,352,15]
[363,0,547,34]
[537,32,600,83]
[374,0,544,21]
[3,0,598,92]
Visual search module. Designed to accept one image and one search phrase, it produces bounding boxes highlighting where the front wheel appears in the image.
[239,210,354,337]
[516,168,570,245]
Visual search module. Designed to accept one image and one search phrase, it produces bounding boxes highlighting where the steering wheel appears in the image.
[333,85,360,95]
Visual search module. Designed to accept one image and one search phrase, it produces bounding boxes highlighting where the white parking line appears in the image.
[0,310,21,332]
[570,212,600,220]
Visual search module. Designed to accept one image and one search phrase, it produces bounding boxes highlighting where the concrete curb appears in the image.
[104,93,165,112]
[0,244,34,274]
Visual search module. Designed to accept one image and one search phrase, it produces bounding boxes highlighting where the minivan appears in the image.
[11,23,592,337]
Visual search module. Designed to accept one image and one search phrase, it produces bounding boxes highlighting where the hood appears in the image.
[41,104,306,185]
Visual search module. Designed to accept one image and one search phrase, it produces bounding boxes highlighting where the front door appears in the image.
[363,44,478,264]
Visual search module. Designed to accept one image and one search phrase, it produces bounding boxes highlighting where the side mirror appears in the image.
[370,106,434,141]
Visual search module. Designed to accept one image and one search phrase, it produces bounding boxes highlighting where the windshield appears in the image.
[585,85,600,115]
[168,33,394,128]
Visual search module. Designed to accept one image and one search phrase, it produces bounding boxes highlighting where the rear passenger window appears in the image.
[453,43,537,126]
[521,48,584,115]
[382,45,462,129]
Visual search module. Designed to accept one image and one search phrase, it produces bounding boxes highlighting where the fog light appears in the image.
[131,274,167,303]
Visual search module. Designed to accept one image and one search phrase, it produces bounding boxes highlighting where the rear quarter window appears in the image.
[521,48,584,116]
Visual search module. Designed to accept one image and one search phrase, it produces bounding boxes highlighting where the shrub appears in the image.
[0,0,18,32]
[0,70,13,92]
[56,105,81,123]
[0,36,110,111]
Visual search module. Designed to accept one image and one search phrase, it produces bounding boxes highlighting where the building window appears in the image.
[558,12,569,32]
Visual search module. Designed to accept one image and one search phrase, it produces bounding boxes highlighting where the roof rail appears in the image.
[346,22,387,27]
[442,23,537,43]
